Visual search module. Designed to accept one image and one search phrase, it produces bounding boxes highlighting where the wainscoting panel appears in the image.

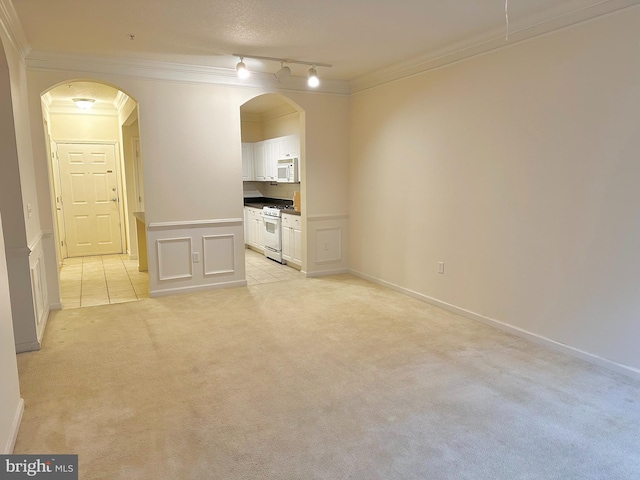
[203,234,235,276]
[146,219,246,297]
[157,237,193,281]
[305,214,349,277]
[315,227,342,264]
[28,232,50,346]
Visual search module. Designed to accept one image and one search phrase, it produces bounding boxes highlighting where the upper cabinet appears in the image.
[241,143,254,181]
[242,134,300,183]
[275,134,299,159]
[253,142,266,181]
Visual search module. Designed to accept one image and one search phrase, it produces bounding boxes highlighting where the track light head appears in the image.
[236,58,249,79]
[274,62,292,83]
[307,66,319,88]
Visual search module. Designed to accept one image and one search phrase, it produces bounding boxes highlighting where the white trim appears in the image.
[350,0,640,93]
[3,398,24,454]
[49,302,62,311]
[24,51,351,96]
[150,279,247,297]
[305,268,349,278]
[0,0,31,59]
[27,231,44,252]
[148,218,243,229]
[350,269,640,381]
[157,237,192,281]
[15,340,41,353]
[306,213,349,222]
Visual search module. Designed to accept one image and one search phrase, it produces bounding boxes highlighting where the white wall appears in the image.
[349,7,640,373]
[0,25,42,353]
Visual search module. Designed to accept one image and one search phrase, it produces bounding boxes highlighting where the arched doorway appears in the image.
[240,93,306,284]
[41,80,149,308]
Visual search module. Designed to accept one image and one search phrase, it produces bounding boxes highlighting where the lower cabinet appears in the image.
[244,207,264,249]
[282,213,302,266]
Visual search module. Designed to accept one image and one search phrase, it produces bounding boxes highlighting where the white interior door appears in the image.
[58,143,123,257]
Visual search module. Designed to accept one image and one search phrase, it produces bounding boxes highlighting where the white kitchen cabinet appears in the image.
[244,207,250,244]
[277,134,299,159]
[253,142,266,181]
[281,213,302,266]
[244,207,264,249]
[264,139,279,181]
[241,143,254,181]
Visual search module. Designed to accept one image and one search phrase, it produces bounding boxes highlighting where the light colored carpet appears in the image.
[14,274,640,479]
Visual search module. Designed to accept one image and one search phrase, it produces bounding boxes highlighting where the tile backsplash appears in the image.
[243,182,300,201]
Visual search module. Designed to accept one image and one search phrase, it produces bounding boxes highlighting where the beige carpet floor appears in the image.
[14,274,640,479]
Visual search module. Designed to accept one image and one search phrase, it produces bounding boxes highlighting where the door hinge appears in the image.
[61,240,64,247]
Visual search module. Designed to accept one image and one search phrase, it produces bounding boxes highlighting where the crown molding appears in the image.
[0,0,31,59]
[350,0,640,93]
[24,51,351,95]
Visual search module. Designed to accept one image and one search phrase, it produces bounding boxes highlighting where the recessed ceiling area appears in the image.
[11,0,634,83]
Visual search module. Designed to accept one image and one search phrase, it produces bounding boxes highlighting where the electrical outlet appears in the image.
[193,252,200,263]
[438,262,445,274]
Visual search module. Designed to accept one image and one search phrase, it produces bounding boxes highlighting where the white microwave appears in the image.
[277,158,299,183]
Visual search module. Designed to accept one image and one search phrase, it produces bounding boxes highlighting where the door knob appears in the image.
[111,198,118,202]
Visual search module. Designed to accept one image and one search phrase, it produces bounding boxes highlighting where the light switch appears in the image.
[193,252,200,263]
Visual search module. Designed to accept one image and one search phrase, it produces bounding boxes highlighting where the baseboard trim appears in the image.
[129,254,138,260]
[15,341,41,353]
[350,269,640,381]
[150,279,247,297]
[49,302,62,311]
[3,398,24,454]
[305,268,349,278]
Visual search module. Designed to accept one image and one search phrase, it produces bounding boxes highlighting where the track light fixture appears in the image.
[274,62,291,83]
[236,57,250,79]
[232,53,331,87]
[307,66,319,88]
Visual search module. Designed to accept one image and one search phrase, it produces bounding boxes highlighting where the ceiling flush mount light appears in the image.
[274,62,291,83]
[232,53,331,88]
[307,66,319,88]
[236,57,250,79]
[72,98,95,109]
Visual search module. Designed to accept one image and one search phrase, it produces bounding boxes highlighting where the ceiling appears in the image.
[11,0,634,85]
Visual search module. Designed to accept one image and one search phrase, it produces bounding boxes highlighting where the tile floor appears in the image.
[245,248,304,285]
[59,254,149,309]
[59,249,302,309]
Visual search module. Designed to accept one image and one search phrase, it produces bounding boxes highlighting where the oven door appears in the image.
[261,214,282,252]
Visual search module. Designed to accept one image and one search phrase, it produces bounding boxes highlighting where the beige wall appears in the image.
[49,112,120,141]
[263,112,299,139]
[240,121,263,143]
[349,8,640,372]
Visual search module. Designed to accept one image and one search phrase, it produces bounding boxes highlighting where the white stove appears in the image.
[262,205,295,217]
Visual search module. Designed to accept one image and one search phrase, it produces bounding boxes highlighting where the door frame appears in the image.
[51,140,126,259]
